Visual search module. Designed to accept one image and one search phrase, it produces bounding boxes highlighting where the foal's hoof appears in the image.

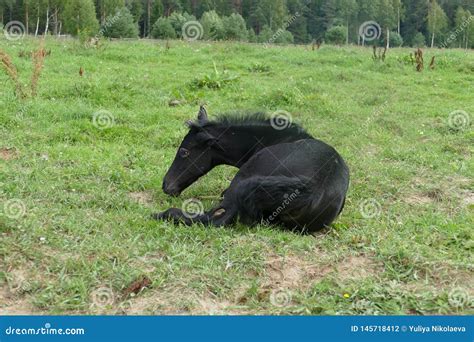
[151,208,181,221]
[151,211,169,221]
[151,212,163,220]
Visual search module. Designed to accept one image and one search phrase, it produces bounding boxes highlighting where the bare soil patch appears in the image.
[335,254,383,281]
[263,252,382,289]
[0,147,17,161]
[0,287,35,315]
[405,194,433,205]
[116,286,249,315]
[128,191,154,206]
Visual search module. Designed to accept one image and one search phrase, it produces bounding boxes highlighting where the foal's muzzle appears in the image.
[162,180,181,196]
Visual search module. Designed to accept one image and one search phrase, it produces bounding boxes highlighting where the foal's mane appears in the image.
[189,111,312,138]
[209,111,273,127]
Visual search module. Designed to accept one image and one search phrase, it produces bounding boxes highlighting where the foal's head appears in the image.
[162,106,312,196]
[162,106,221,196]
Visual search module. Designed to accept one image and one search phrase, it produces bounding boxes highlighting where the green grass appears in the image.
[0,37,473,315]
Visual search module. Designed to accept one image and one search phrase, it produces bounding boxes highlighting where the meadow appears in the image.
[0,37,472,315]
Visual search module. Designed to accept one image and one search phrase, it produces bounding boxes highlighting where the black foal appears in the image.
[153,106,349,233]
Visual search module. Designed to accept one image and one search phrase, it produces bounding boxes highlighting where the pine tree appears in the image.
[401,0,429,46]
[63,0,99,35]
[336,0,358,44]
[0,0,16,24]
[321,0,337,31]
[286,0,308,43]
[248,0,287,33]
[96,0,125,25]
[305,0,325,42]
[126,0,143,23]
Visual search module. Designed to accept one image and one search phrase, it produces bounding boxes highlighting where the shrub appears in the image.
[200,10,224,40]
[389,31,403,47]
[325,26,347,45]
[247,28,257,43]
[151,17,177,39]
[257,25,274,43]
[222,13,248,41]
[168,12,186,37]
[412,32,426,47]
[169,12,196,38]
[273,30,294,44]
[260,27,295,45]
[103,7,139,38]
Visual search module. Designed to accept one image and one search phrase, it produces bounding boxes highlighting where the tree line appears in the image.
[1,0,473,48]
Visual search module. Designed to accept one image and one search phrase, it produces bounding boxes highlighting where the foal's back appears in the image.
[238,139,348,185]
[229,138,349,231]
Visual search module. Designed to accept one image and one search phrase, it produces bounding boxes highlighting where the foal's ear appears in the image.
[197,105,208,123]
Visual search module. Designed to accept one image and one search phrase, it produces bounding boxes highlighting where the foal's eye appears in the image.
[179,148,190,158]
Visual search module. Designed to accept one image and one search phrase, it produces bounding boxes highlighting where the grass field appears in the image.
[0,37,473,315]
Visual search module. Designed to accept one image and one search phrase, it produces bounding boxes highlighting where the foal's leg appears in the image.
[152,203,237,227]
[224,175,314,229]
[151,208,196,225]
